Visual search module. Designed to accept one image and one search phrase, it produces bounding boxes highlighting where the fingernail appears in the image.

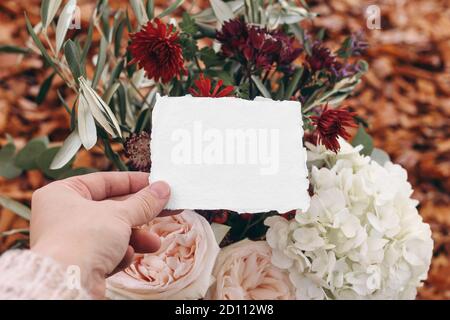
[149,181,170,199]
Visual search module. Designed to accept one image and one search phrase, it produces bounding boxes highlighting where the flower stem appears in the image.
[102,138,128,171]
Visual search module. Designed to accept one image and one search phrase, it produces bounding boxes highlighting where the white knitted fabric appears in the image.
[0,250,90,299]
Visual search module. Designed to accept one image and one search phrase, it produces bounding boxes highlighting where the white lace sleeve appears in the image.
[0,250,91,299]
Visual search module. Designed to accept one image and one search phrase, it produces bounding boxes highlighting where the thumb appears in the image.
[121,181,171,226]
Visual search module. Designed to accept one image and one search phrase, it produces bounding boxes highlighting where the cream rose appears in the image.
[207,239,294,300]
[106,210,219,300]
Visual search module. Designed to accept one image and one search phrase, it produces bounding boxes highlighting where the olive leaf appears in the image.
[0,45,30,54]
[284,67,303,100]
[79,77,122,138]
[41,0,62,29]
[210,0,234,24]
[0,196,31,221]
[55,0,77,52]
[77,93,97,150]
[251,75,271,98]
[37,147,74,179]
[50,129,82,170]
[130,0,149,27]
[158,0,185,19]
[64,40,84,80]
[92,36,108,88]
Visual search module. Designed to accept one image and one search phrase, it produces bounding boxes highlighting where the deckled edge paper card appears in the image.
[150,95,310,213]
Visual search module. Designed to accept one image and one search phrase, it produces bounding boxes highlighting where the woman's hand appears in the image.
[30,172,172,298]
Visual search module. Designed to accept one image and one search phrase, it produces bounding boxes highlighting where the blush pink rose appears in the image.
[106,210,219,300]
[207,239,295,300]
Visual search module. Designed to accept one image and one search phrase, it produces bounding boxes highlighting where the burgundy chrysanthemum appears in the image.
[189,74,234,98]
[306,41,339,73]
[310,105,357,153]
[216,18,299,72]
[271,31,302,68]
[128,19,185,83]
[124,132,151,172]
[216,18,248,58]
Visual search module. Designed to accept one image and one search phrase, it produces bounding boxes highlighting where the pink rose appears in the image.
[106,210,219,300]
[207,239,295,300]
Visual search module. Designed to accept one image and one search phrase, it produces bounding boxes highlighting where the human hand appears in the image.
[30,172,172,298]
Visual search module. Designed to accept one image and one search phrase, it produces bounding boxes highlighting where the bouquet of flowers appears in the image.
[1,0,432,299]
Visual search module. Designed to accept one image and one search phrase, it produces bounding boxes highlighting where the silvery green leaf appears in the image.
[37,147,74,179]
[251,75,271,98]
[145,87,158,107]
[25,16,59,73]
[0,228,29,237]
[40,0,51,28]
[194,0,243,23]
[289,23,304,43]
[79,78,116,136]
[278,12,309,25]
[210,0,234,24]
[91,87,122,138]
[158,0,184,19]
[370,148,390,166]
[130,0,149,27]
[79,77,122,138]
[77,94,97,149]
[55,0,77,52]
[103,82,121,105]
[116,82,129,125]
[64,40,84,79]
[50,129,82,170]
[211,223,231,245]
[0,45,29,54]
[196,22,217,38]
[146,0,154,20]
[325,93,350,106]
[36,72,55,104]
[0,196,31,221]
[284,67,303,100]
[81,16,95,64]
[92,36,108,88]
[131,69,155,91]
[42,0,63,29]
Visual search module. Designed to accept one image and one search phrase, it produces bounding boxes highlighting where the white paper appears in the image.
[150,95,310,213]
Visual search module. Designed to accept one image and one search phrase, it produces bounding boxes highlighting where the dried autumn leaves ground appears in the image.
[0,0,449,299]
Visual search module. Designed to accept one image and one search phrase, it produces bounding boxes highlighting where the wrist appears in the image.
[31,242,104,297]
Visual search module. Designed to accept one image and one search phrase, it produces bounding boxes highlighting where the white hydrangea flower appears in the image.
[265,138,433,300]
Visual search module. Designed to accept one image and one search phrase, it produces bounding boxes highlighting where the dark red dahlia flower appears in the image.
[128,19,185,83]
[217,18,296,72]
[189,74,234,98]
[272,31,302,67]
[306,41,339,73]
[124,132,151,172]
[310,105,357,153]
[216,18,248,58]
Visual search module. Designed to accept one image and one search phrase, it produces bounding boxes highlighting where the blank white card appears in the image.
[149,95,310,213]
